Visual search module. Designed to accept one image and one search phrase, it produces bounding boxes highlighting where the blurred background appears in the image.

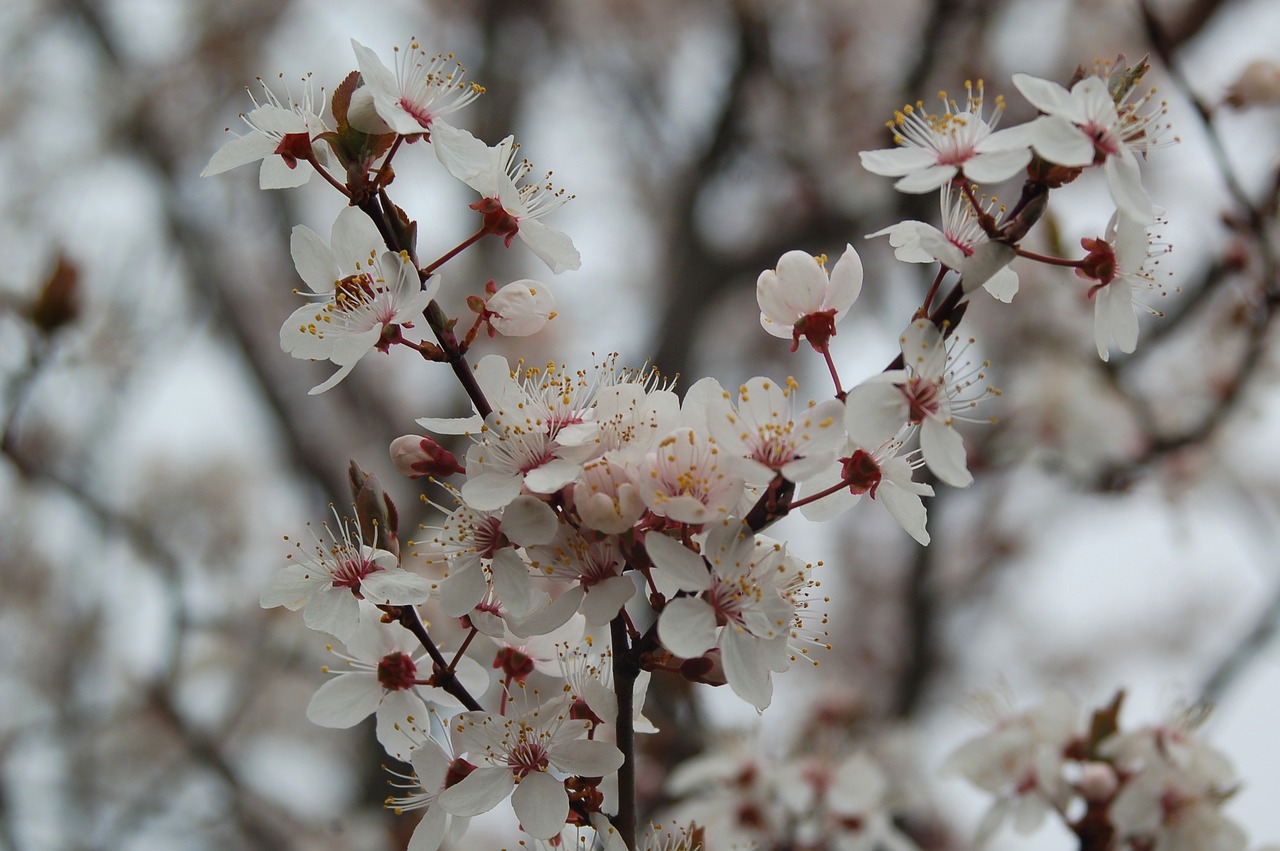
[3,0,1280,848]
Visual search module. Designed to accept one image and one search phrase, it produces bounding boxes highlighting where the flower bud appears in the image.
[1078,761,1118,801]
[390,434,464,479]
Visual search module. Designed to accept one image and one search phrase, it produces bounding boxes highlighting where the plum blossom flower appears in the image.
[202,74,335,189]
[307,611,489,759]
[859,80,1032,193]
[1012,71,1170,223]
[868,186,1019,302]
[1076,212,1171,361]
[260,510,432,644]
[523,525,636,628]
[437,693,624,839]
[348,39,484,149]
[698,376,845,485]
[756,246,863,352]
[843,320,996,488]
[645,520,802,710]
[798,428,934,545]
[281,206,437,394]
[431,123,581,273]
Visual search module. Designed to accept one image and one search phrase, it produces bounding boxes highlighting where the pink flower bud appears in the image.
[1079,761,1118,802]
[390,434,464,479]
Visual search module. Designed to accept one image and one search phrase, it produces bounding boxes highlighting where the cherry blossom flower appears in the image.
[868,186,1019,302]
[843,320,996,488]
[1076,212,1171,361]
[307,611,489,760]
[798,428,934,545]
[431,122,581,273]
[348,39,484,148]
[859,80,1032,193]
[1012,71,1170,223]
[523,525,636,628]
[202,74,335,190]
[437,693,624,839]
[281,206,437,394]
[699,376,845,485]
[571,457,647,534]
[645,520,800,709]
[777,751,921,851]
[942,688,1082,845]
[756,246,863,352]
[260,510,432,644]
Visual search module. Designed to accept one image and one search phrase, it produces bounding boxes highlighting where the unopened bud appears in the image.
[1079,761,1118,801]
[30,255,80,334]
[390,435,464,479]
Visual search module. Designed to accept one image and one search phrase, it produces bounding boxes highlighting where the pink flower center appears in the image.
[901,376,941,423]
[398,97,434,130]
[507,741,551,779]
[376,652,418,690]
[473,516,509,559]
[331,551,383,589]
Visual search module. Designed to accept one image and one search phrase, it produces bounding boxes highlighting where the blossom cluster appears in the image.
[200,35,1248,851]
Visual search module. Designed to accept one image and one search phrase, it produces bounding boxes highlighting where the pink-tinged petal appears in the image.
[843,379,909,449]
[963,147,1032,183]
[202,131,278,177]
[350,40,398,105]
[518,218,581,274]
[1012,73,1078,119]
[346,86,391,135]
[406,805,448,851]
[920,418,973,488]
[490,549,533,618]
[290,226,338,294]
[826,245,864,314]
[859,145,938,177]
[306,674,381,728]
[658,598,718,658]
[331,206,386,269]
[375,690,426,759]
[1104,151,1155,225]
[512,772,569,839]
[869,221,939,264]
[437,766,514,816]
[878,481,930,545]
[721,627,772,711]
[915,227,968,269]
[581,576,636,626]
[460,472,523,512]
[1098,277,1139,357]
[360,569,433,606]
[523,458,582,494]
[552,739,625,776]
[1025,115,1093,167]
[894,164,958,193]
[501,496,559,546]
[644,534,712,592]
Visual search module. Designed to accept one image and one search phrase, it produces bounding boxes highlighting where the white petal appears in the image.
[963,147,1032,183]
[431,121,494,186]
[501,496,559,546]
[859,146,938,177]
[512,772,568,839]
[658,598,718,658]
[406,806,448,851]
[440,558,488,617]
[1012,73,1077,118]
[1104,150,1155,225]
[490,549,533,618]
[826,245,864,314]
[552,738,625,775]
[581,576,636,625]
[290,226,338,294]
[721,627,772,710]
[878,481,930,545]
[518,218,581,274]
[359,569,433,606]
[202,131,276,177]
[331,206,386,269]
[843,380,909,449]
[460,472,524,511]
[306,674,381,727]
[1025,115,1093,167]
[644,534,712,592]
[893,164,957,193]
[437,766,514,816]
[920,418,973,488]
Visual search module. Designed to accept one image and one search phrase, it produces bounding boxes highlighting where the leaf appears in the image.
[332,70,361,136]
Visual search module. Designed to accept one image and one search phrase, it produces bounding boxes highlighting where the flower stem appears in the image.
[1015,247,1084,268]
[610,616,638,850]
[390,605,483,711]
[917,267,949,318]
[373,135,404,189]
[822,345,845,398]
[421,230,488,277]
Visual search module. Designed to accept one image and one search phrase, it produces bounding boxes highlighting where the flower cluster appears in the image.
[202,37,1235,851]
